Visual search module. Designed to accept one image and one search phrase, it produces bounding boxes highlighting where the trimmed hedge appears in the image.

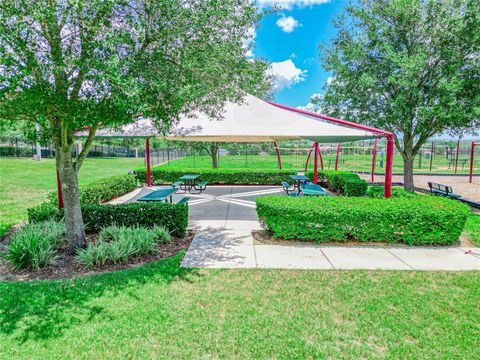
[137,167,368,196]
[366,185,418,199]
[305,170,368,196]
[256,195,470,245]
[136,167,294,185]
[47,174,138,205]
[28,202,188,238]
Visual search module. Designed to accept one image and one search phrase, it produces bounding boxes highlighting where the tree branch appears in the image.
[75,123,98,173]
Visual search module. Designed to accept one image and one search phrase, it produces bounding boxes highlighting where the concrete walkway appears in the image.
[180,186,480,271]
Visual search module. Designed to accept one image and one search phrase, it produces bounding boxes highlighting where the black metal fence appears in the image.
[0,137,146,159]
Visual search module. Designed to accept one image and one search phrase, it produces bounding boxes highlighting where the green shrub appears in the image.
[28,202,188,238]
[256,195,470,245]
[344,179,369,196]
[47,174,138,205]
[82,202,187,237]
[27,202,62,223]
[366,185,418,199]
[3,220,66,270]
[75,224,171,267]
[136,167,294,185]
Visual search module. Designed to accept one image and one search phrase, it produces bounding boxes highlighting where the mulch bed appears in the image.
[0,230,195,282]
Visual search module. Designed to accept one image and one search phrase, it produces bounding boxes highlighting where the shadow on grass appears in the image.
[0,253,199,343]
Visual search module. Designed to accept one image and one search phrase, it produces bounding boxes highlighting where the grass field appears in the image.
[1,254,479,359]
[466,214,480,246]
[0,157,143,236]
[162,154,476,174]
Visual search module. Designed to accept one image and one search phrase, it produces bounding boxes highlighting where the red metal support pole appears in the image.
[56,169,64,209]
[313,142,319,184]
[429,141,435,172]
[146,137,151,187]
[334,143,341,170]
[318,146,324,170]
[469,142,475,183]
[273,142,282,170]
[304,143,314,172]
[371,139,378,182]
[384,134,394,198]
[454,140,460,174]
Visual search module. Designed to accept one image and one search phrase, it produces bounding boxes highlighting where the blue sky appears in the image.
[252,0,348,108]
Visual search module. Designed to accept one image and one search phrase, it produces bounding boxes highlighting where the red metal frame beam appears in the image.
[313,142,319,184]
[429,142,435,172]
[146,137,152,187]
[318,146,324,170]
[304,143,314,172]
[334,143,341,170]
[273,142,282,170]
[470,142,477,183]
[371,139,378,182]
[56,169,64,209]
[454,140,460,175]
[384,135,394,198]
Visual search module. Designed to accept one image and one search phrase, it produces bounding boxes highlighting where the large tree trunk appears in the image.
[56,146,86,253]
[402,151,415,191]
[210,143,219,169]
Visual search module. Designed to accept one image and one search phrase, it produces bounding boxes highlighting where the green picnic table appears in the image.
[137,187,179,203]
[172,174,208,193]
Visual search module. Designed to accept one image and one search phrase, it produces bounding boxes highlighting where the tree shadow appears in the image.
[0,253,200,343]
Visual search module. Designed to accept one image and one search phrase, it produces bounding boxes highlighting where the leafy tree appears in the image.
[0,0,271,251]
[316,0,479,190]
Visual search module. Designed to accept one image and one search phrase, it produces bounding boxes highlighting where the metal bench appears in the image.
[427,182,461,199]
[171,181,183,188]
[176,197,190,205]
[281,181,294,195]
[195,181,208,191]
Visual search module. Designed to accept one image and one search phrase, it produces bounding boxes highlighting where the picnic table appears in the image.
[289,175,308,193]
[172,174,208,194]
[301,183,329,196]
[137,187,178,203]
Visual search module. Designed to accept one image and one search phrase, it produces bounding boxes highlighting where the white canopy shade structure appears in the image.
[166,95,379,143]
[75,94,394,197]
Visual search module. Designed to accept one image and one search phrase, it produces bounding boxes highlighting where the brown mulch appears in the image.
[252,229,476,248]
[0,230,195,282]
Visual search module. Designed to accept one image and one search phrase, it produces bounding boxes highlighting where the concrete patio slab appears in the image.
[388,247,480,271]
[321,247,412,270]
[255,245,333,269]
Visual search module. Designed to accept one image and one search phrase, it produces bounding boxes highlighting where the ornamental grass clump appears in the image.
[3,220,66,270]
[75,225,172,268]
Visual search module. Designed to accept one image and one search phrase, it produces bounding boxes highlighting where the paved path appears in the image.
[180,186,480,271]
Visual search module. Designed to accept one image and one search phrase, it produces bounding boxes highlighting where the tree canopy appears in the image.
[0,0,272,250]
[315,0,479,189]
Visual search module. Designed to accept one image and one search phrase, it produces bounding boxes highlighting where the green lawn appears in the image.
[0,157,144,235]
[466,214,480,246]
[1,254,479,359]
[162,154,476,174]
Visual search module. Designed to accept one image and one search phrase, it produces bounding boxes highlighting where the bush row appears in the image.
[28,201,188,238]
[256,195,470,245]
[366,185,418,199]
[137,167,368,196]
[136,167,295,185]
[47,174,138,205]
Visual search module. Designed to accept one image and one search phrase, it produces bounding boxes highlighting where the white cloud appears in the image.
[326,76,334,85]
[267,59,307,91]
[257,0,331,10]
[276,16,301,33]
[297,93,323,112]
